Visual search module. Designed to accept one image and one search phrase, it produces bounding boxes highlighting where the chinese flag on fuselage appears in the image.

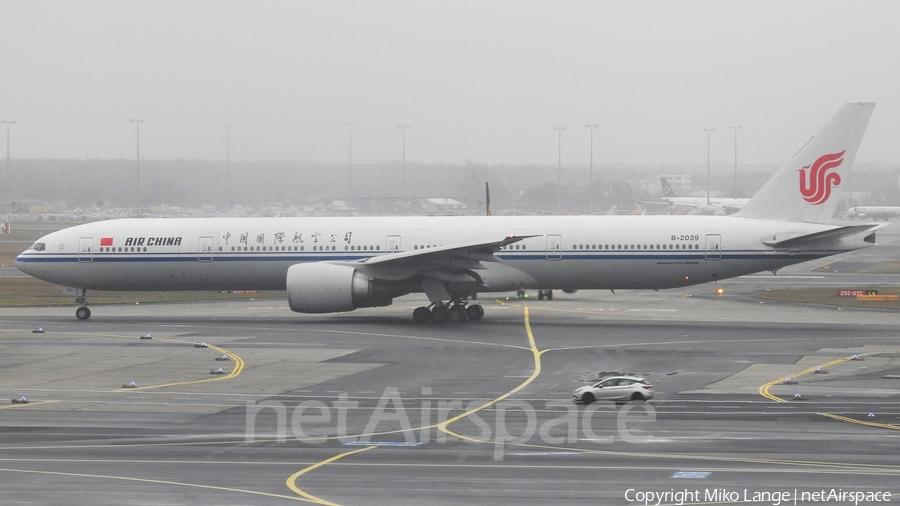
[100,238,113,246]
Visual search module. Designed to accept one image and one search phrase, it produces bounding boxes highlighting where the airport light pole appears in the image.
[1,120,14,199]
[223,123,235,206]
[131,118,145,213]
[344,121,357,197]
[554,126,566,213]
[398,124,410,207]
[703,127,715,204]
[585,123,598,214]
[729,125,741,197]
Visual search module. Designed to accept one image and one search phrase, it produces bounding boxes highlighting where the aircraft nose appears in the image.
[15,251,30,273]
[15,244,42,276]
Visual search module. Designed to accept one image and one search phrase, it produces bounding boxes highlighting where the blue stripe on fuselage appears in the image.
[16,250,834,264]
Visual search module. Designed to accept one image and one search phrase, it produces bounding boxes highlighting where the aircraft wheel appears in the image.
[448,305,467,322]
[466,304,484,320]
[431,305,450,323]
[76,307,91,320]
[546,290,553,301]
[412,307,431,323]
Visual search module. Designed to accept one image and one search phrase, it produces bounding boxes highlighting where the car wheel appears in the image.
[581,392,595,404]
[630,392,645,401]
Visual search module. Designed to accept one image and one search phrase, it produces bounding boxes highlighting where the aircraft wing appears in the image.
[334,235,538,300]
[357,235,535,270]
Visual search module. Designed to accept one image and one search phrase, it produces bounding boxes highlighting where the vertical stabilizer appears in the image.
[660,177,677,197]
[735,102,874,223]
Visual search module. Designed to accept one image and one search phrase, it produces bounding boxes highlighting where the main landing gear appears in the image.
[74,289,91,320]
[412,300,484,324]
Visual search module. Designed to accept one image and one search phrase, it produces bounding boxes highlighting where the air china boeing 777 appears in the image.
[17,102,880,322]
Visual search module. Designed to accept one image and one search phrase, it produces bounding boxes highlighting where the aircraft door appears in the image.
[705,234,722,260]
[546,234,562,260]
[199,236,214,262]
[385,235,401,253]
[78,237,93,263]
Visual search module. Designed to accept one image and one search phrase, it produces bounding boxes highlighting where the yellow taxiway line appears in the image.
[285,306,547,504]
[120,341,245,392]
[285,446,377,506]
[759,351,900,430]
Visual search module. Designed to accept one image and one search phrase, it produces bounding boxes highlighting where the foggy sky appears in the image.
[2,1,898,167]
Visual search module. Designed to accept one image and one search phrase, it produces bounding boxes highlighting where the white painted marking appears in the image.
[671,471,712,478]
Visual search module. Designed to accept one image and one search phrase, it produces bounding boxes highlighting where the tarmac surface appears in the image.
[1,223,899,505]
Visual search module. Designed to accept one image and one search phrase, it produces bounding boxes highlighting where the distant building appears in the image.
[422,197,466,214]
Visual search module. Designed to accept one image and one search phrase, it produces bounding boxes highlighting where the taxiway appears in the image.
[0,224,898,505]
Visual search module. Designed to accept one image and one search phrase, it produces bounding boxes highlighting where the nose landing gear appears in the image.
[76,306,92,320]
[73,289,91,320]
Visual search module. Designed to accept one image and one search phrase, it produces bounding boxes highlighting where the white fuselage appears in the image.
[661,197,749,214]
[847,206,900,220]
[15,215,864,294]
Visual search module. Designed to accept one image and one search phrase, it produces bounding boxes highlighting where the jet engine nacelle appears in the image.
[287,262,389,313]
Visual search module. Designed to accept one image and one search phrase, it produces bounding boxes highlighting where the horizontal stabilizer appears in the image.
[762,224,880,248]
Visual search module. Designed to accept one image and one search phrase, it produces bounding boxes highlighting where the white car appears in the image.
[573,375,654,404]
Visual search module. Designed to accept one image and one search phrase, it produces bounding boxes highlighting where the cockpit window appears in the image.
[29,242,46,251]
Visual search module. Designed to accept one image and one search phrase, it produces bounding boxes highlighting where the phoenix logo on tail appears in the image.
[799,151,845,205]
